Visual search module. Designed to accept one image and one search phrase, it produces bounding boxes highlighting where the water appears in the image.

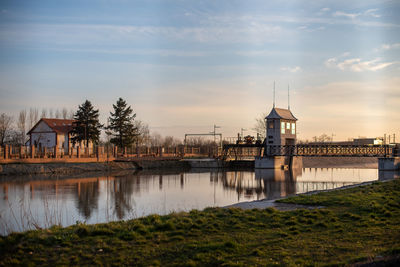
[0,168,397,235]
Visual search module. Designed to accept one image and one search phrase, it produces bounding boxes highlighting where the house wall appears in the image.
[30,121,56,148]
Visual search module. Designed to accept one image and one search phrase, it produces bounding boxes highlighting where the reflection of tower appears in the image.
[255,168,301,199]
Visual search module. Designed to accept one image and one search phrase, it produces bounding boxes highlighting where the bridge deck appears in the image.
[222,144,394,158]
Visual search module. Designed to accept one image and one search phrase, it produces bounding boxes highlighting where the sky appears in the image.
[0,0,399,142]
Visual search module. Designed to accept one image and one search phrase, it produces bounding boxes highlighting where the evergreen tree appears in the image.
[106,97,138,148]
[70,100,103,147]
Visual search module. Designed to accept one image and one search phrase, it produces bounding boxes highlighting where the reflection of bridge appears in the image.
[222,144,395,160]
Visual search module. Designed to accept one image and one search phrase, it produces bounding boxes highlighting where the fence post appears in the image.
[136,145,140,157]
[77,146,80,158]
[54,145,58,158]
[30,145,35,159]
[4,145,9,159]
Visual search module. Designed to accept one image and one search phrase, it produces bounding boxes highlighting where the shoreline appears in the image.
[0,156,379,177]
[1,179,399,266]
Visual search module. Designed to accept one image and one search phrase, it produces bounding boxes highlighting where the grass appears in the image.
[1,179,400,266]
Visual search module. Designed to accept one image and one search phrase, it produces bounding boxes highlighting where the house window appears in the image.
[281,122,285,134]
[286,122,290,129]
[291,123,295,135]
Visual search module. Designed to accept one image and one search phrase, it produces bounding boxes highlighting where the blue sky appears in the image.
[0,0,399,141]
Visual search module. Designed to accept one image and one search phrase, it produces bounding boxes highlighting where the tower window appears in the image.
[268,122,274,129]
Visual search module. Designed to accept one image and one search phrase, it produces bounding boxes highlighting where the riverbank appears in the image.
[0,159,190,176]
[1,179,399,266]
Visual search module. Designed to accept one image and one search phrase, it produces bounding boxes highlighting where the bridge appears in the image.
[222,143,396,160]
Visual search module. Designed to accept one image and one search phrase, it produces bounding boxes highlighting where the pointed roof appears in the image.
[265,107,297,121]
[27,118,75,135]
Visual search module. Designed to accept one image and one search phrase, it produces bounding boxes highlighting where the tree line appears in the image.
[0,98,189,148]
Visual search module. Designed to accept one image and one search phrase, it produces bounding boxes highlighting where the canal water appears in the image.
[0,168,397,235]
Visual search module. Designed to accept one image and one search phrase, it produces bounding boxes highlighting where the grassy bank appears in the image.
[1,180,400,266]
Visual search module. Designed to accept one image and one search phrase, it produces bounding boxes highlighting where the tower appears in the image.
[265,107,297,146]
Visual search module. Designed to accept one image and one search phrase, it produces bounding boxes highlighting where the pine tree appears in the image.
[70,100,103,147]
[106,97,138,148]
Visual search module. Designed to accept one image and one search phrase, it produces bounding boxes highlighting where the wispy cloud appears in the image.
[280,66,301,73]
[364,9,380,18]
[317,7,330,16]
[379,43,400,51]
[325,55,397,72]
[332,11,360,19]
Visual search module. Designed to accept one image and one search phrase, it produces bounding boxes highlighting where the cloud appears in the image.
[364,9,380,18]
[332,11,360,19]
[280,66,301,73]
[380,43,400,51]
[317,7,330,16]
[325,55,397,72]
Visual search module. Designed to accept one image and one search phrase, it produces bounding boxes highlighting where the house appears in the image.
[27,118,75,153]
[265,107,297,146]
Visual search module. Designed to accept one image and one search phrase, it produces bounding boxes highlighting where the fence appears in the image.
[0,144,221,162]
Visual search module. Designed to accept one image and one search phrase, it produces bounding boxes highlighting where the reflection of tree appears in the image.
[76,180,99,219]
[111,175,138,220]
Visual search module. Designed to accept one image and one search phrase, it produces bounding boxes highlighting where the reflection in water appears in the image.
[0,167,390,235]
[76,180,99,219]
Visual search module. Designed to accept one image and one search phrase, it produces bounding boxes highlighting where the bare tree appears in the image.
[62,108,68,119]
[253,111,267,140]
[55,109,61,119]
[29,108,39,129]
[41,108,47,118]
[17,110,27,145]
[134,120,151,146]
[68,109,74,119]
[0,113,13,146]
[49,108,54,118]
[150,132,163,147]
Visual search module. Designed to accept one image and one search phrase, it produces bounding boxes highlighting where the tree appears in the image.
[253,111,268,140]
[0,113,13,146]
[106,97,137,148]
[29,108,38,129]
[70,100,103,147]
[134,120,151,146]
[62,108,68,119]
[17,110,27,145]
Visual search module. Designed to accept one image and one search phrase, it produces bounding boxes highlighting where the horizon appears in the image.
[1,0,399,142]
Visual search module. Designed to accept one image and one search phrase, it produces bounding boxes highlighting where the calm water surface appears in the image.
[0,167,397,235]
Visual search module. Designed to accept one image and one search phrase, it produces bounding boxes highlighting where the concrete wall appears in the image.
[379,157,400,171]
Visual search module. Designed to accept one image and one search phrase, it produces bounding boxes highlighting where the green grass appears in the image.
[1,180,400,266]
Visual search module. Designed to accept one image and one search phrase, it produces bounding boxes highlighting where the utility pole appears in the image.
[213,124,220,144]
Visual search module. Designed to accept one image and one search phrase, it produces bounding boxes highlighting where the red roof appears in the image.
[27,118,75,134]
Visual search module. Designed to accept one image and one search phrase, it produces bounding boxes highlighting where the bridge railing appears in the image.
[265,144,393,157]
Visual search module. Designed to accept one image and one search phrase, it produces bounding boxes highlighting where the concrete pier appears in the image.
[378,157,400,171]
[255,156,303,169]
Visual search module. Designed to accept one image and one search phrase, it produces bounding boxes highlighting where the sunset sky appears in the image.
[0,0,399,141]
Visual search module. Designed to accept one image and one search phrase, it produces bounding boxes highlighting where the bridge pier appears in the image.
[255,156,303,170]
[378,157,400,171]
